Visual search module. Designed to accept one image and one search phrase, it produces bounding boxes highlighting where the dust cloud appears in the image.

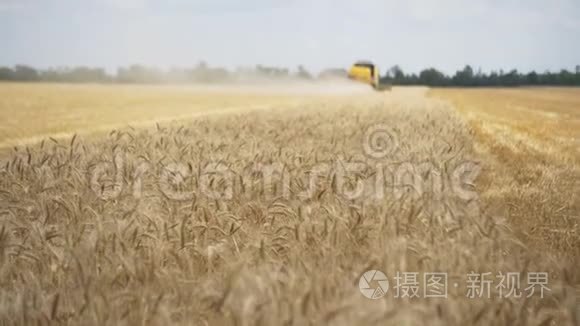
[167,79,376,96]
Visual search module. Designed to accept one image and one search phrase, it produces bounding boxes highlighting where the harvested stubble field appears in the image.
[0,83,578,325]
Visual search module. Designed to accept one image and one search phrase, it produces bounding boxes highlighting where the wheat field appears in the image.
[0,84,578,325]
[433,88,580,256]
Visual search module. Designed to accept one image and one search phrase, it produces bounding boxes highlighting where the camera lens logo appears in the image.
[359,270,389,299]
[363,124,399,159]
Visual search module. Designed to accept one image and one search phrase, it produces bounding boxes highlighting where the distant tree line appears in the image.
[0,62,333,84]
[381,65,580,87]
[1,63,579,87]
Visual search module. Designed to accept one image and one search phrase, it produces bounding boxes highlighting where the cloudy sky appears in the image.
[1,0,578,74]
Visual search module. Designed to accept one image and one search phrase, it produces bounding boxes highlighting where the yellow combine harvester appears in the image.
[348,61,390,91]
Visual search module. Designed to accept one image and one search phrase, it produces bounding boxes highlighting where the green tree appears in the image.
[389,65,405,81]
[525,71,539,85]
[419,68,447,86]
[452,65,474,86]
[0,67,13,80]
[13,65,39,81]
